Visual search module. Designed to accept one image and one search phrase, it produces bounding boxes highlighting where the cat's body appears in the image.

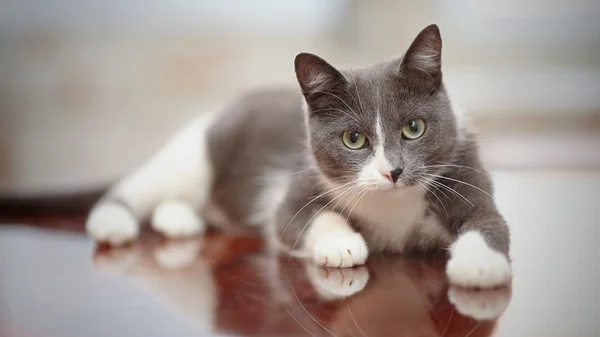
[86,25,512,288]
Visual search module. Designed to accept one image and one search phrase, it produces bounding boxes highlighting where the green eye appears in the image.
[342,131,368,149]
[402,119,426,139]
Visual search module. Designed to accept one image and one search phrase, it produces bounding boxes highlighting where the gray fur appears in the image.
[206,24,510,257]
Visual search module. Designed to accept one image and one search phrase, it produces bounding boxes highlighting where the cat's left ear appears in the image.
[295,52,347,104]
[399,24,443,87]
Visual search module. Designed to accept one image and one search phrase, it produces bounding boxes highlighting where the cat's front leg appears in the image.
[304,211,369,268]
[446,215,512,288]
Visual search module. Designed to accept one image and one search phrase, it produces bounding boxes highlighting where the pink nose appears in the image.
[380,168,403,183]
[380,170,394,183]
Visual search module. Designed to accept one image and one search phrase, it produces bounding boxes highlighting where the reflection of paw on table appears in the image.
[153,239,203,270]
[93,244,142,275]
[448,286,512,321]
[305,264,370,300]
[87,232,510,336]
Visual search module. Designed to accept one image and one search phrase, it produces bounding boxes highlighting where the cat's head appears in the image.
[295,24,463,192]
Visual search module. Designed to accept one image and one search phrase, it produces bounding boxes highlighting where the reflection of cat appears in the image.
[304,257,511,337]
[86,24,510,288]
[94,239,511,337]
[448,286,512,321]
[94,239,218,333]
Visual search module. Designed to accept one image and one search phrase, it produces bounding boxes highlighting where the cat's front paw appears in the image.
[313,233,368,268]
[306,264,370,300]
[151,200,206,238]
[446,232,511,288]
[86,203,139,246]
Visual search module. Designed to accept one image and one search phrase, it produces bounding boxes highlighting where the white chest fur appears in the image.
[338,187,442,252]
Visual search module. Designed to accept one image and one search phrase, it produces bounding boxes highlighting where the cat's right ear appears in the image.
[294,52,346,104]
[398,24,443,90]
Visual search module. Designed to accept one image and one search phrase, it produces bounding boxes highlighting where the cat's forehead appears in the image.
[343,62,398,92]
[340,63,427,113]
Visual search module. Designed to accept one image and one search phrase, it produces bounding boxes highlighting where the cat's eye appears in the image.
[342,131,368,149]
[402,119,426,139]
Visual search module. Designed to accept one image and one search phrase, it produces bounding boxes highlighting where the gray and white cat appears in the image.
[87,24,511,288]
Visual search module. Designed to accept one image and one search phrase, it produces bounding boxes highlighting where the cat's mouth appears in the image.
[369,180,409,192]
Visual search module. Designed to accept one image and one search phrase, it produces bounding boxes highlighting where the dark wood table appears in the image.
[1,171,598,336]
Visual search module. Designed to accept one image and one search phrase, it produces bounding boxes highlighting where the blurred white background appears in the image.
[0,0,598,195]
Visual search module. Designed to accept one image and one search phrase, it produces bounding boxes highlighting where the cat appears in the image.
[86,24,511,288]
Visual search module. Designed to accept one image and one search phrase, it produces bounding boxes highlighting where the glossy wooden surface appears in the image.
[1,170,598,337]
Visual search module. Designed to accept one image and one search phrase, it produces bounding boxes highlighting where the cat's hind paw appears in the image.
[151,200,206,239]
[446,232,512,288]
[313,233,368,268]
[86,203,139,246]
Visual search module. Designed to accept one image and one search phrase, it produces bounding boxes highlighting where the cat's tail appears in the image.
[0,186,108,217]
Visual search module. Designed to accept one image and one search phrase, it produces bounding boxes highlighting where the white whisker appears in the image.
[464,321,482,337]
[347,68,365,116]
[280,180,357,240]
[288,279,337,337]
[417,180,449,221]
[326,45,365,117]
[422,164,489,176]
[284,305,316,337]
[332,184,362,211]
[311,107,361,125]
[288,184,359,259]
[426,178,475,207]
[346,187,370,224]
[420,176,451,201]
[289,166,316,176]
[423,173,493,199]
[442,308,453,336]
[338,185,368,215]
[331,322,341,336]
[347,304,368,337]
[311,91,361,121]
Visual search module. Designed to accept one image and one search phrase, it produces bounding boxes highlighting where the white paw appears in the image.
[86,203,139,246]
[446,232,512,288]
[151,200,206,238]
[154,239,202,270]
[448,286,512,320]
[313,233,368,268]
[306,264,369,300]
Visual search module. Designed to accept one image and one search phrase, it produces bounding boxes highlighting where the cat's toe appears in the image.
[86,203,139,246]
[313,233,368,268]
[307,264,370,300]
[448,286,512,320]
[152,200,206,238]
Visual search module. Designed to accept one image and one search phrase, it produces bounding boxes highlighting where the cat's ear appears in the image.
[294,52,346,103]
[399,24,443,87]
